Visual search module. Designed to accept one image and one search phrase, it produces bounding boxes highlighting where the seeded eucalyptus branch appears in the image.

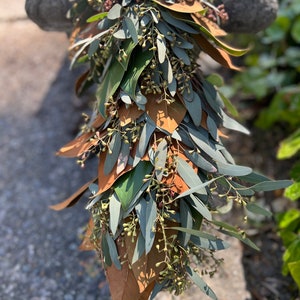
[51,0,292,299]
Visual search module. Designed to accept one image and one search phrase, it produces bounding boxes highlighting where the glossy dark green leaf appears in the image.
[154,138,168,181]
[132,232,145,264]
[121,49,153,98]
[184,150,217,173]
[104,131,122,175]
[117,39,137,70]
[106,232,122,270]
[216,161,252,177]
[109,193,122,236]
[186,266,218,300]
[179,200,193,246]
[114,161,153,210]
[246,203,272,217]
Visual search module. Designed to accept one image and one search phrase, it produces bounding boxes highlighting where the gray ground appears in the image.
[0,2,250,300]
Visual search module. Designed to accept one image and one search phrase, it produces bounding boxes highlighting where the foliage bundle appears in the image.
[51,0,292,299]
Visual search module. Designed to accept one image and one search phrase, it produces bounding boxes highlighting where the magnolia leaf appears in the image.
[109,193,122,236]
[117,39,137,71]
[49,178,97,210]
[154,138,168,181]
[106,232,122,270]
[121,49,153,98]
[153,0,204,13]
[118,103,144,127]
[246,203,272,217]
[193,34,241,70]
[97,58,125,117]
[114,161,153,210]
[186,266,218,300]
[146,94,186,133]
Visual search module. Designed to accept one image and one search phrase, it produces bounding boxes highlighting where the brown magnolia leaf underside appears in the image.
[153,0,204,13]
[193,33,241,71]
[146,94,187,134]
[118,103,144,127]
[49,177,97,211]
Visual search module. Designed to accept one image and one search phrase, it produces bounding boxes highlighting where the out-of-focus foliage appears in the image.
[226,0,300,289]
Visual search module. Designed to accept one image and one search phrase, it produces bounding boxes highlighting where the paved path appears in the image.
[0,2,250,299]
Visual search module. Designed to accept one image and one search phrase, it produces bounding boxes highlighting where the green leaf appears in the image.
[206,74,224,87]
[277,129,300,159]
[189,194,212,221]
[104,131,122,175]
[186,266,218,300]
[221,110,250,135]
[124,16,139,44]
[121,49,153,98]
[284,182,300,201]
[106,232,122,270]
[97,57,125,117]
[216,161,252,177]
[154,138,168,181]
[288,260,300,288]
[101,233,112,267]
[107,3,122,20]
[173,46,191,65]
[184,150,217,173]
[179,200,193,246]
[246,203,272,217]
[86,12,108,23]
[218,90,239,117]
[170,227,230,251]
[183,89,202,127]
[109,193,122,236]
[88,39,99,58]
[132,232,145,264]
[249,180,293,192]
[291,16,300,43]
[117,39,137,71]
[114,161,153,210]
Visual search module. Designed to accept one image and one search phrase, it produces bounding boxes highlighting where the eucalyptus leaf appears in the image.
[246,203,272,217]
[157,34,167,63]
[186,266,218,300]
[189,194,212,221]
[179,200,193,246]
[154,138,168,181]
[107,3,122,20]
[124,16,139,44]
[207,115,218,140]
[221,110,250,135]
[104,131,122,175]
[109,193,122,236]
[184,150,217,173]
[101,234,112,266]
[116,140,131,174]
[216,161,252,177]
[106,232,122,270]
[132,232,145,264]
[88,39,99,58]
[150,281,168,300]
[145,195,157,254]
[173,46,191,65]
[244,179,293,193]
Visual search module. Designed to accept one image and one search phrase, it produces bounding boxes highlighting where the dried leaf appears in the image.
[146,94,186,133]
[49,178,97,211]
[154,0,204,14]
[118,103,144,126]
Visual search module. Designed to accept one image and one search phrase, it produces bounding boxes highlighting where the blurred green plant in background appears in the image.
[223,0,300,290]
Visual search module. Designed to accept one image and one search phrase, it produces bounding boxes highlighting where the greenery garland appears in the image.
[51,1,292,299]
